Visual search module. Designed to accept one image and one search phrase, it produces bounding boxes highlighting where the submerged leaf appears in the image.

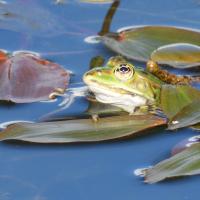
[0,115,166,143]
[168,100,200,130]
[0,51,69,103]
[160,85,200,120]
[102,26,200,66]
[144,143,200,183]
[151,43,200,68]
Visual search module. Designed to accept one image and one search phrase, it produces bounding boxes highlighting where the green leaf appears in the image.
[171,135,200,155]
[191,123,200,131]
[144,143,200,183]
[102,26,200,66]
[0,115,166,143]
[151,43,200,68]
[160,85,200,120]
[86,101,125,116]
[168,100,200,130]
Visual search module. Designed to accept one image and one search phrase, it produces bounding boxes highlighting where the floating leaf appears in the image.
[168,100,200,130]
[151,43,200,68]
[160,85,200,120]
[172,135,200,155]
[0,51,69,103]
[144,143,200,183]
[191,123,200,131]
[0,115,166,143]
[102,26,200,66]
[86,101,124,116]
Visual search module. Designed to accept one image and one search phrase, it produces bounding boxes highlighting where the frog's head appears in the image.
[83,56,162,112]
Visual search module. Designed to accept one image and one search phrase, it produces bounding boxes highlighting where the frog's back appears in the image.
[136,67,164,86]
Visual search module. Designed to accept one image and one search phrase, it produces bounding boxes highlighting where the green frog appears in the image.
[83,56,163,114]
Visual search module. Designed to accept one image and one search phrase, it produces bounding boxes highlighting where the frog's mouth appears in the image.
[84,76,144,98]
[84,78,148,113]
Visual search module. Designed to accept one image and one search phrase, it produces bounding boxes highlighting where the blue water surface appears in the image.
[0,0,200,199]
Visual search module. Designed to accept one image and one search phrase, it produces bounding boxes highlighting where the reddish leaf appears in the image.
[0,51,70,103]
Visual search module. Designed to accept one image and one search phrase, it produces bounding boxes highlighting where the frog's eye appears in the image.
[114,63,134,81]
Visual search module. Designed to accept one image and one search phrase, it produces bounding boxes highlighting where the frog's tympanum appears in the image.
[83,56,163,113]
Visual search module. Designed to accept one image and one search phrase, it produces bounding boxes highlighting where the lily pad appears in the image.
[191,123,200,131]
[0,114,166,143]
[0,51,69,103]
[168,100,200,130]
[151,43,200,68]
[160,85,200,120]
[86,101,125,116]
[172,135,200,155]
[102,25,200,67]
[144,143,200,183]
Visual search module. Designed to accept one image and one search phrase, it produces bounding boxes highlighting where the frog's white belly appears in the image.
[88,85,147,113]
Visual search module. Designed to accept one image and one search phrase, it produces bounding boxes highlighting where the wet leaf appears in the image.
[0,51,69,103]
[86,101,124,116]
[168,100,200,130]
[151,43,200,68]
[160,85,200,120]
[172,135,200,156]
[102,26,200,66]
[0,115,166,143]
[191,123,200,131]
[144,143,200,183]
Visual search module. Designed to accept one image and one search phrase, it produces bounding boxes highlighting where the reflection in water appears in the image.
[40,85,88,121]
[0,0,65,36]
[98,0,120,36]
[54,0,66,4]
[84,0,120,43]
[80,0,114,4]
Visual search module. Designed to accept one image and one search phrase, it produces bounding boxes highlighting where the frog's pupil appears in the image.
[119,65,130,73]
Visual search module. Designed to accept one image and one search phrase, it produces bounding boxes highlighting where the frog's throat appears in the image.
[87,82,154,113]
[85,79,155,101]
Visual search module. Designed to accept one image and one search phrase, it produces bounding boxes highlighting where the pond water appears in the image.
[0,0,200,199]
